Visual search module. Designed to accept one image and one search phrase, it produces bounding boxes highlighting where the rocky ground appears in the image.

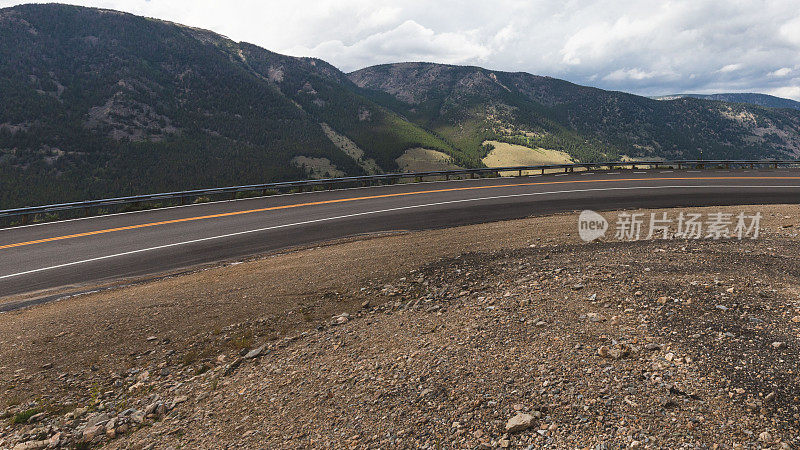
[1,205,799,449]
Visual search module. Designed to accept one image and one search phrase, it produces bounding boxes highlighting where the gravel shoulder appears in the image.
[1,205,799,449]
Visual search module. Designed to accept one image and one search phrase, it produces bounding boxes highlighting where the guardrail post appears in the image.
[518,169,523,177]
[774,162,779,169]
[83,206,90,217]
[21,213,29,225]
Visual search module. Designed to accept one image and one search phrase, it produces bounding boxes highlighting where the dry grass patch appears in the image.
[396,148,463,172]
[482,140,574,175]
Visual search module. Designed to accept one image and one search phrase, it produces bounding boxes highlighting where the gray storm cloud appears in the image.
[3,0,799,99]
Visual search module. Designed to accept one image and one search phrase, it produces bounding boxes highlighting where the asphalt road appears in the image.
[2,168,800,302]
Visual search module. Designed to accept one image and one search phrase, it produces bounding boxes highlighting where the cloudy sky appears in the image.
[4,0,800,99]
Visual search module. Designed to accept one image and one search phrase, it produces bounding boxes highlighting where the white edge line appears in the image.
[2,184,799,281]
[15,169,683,232]
[0,176,510,231]
[4,169,796,231]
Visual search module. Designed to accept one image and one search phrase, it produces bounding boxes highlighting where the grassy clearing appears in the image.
[395,148,464,172]
[481,140,573,166]
[481,140,574,175]
[290,156,346,179]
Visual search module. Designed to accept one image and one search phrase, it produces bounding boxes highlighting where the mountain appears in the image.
[653,93,800,110]
[0,4,452,208]
[2,5,800,209]
[349,63,800,165]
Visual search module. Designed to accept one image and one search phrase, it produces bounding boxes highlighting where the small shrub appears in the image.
[181,350,199,366]
[10,408,40,425]
[196,363,212,375]
[45,402,74,416]
[299,305,314,322]
[231,330,253,351]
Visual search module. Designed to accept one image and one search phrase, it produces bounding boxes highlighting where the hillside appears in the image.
[349,63,800,164]
[654,93,800,110]
[0,4,452,209]
[2,206,799,448]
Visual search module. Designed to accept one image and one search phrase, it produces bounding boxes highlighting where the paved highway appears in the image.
[2,169,800,302]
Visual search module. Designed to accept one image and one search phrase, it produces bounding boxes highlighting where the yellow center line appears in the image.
[2,175,799,251]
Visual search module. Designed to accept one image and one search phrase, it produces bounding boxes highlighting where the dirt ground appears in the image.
[1,204,799,449]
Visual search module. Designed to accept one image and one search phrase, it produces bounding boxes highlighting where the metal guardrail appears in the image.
[1,159,798,225]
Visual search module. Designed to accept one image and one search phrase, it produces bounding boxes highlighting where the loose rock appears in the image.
[505,413,535,433]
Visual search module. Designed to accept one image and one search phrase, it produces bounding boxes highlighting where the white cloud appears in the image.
[769,67,792,77]
[603,68,657,81]
[561,14,665,66]
[284,19,491,68]
[779,16,800,45]
[719,64,742,73]
[1,0,798,100]
[768,86,800,100]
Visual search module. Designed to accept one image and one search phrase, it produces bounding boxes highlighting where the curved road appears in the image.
[2,168,800,303]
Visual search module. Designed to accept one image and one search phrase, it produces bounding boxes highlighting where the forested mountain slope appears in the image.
[654,93,800,111]
[0,4,450,208]
[349,63,800,164]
